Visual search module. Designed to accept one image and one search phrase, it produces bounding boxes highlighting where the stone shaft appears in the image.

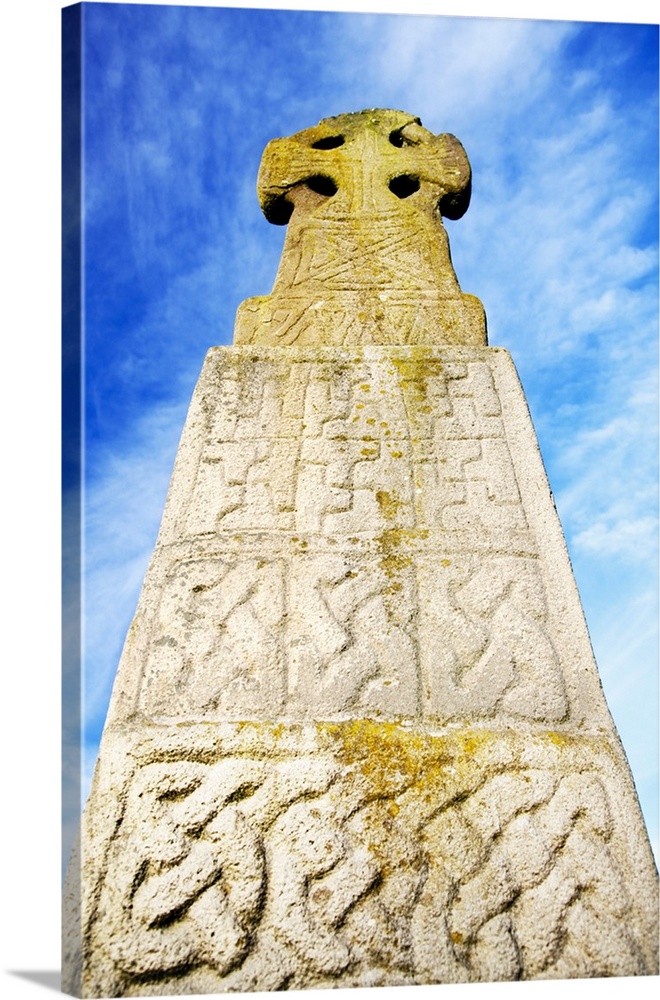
[64,344,659,996]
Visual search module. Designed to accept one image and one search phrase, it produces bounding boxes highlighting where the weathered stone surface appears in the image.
[64,112,658,996]
[64,345,659,995]
[68,723,656,996]
[106,346,603,730]
[235,110,486,347]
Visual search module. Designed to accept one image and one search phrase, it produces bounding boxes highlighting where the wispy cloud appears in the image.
[555,368,658,563]
[84,398,189,730]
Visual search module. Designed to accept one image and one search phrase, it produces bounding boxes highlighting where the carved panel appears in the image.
[174,352,532,546]
[82,725,652,996]
[137,546,565,726]
[134,349,571,726]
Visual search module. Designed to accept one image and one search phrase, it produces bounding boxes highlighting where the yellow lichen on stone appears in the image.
[390,352,445,401]
[375,488,400,521]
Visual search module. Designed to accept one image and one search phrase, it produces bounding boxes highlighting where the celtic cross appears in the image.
[235,109,486,346]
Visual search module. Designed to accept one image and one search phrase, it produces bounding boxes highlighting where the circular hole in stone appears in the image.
[306,175,338,196]
[263,195,294,225]
[389,174,420,198]
[311,135,345,149]
[389,129,405,147]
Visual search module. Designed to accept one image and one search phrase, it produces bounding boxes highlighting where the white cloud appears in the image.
[83,399,189,732]
[574,515,658,560]
[361,15,575,126]
[553,365,658,562]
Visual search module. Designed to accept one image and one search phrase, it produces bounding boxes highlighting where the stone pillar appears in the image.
[63,110,658,997]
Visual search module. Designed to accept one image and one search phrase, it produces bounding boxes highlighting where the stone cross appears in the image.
[64,109,659,996]
[235,109,486,346]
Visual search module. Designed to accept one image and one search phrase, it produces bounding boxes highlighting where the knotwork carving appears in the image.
[82,725,651,996]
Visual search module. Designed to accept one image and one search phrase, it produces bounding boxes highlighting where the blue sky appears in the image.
[64,2,659,872]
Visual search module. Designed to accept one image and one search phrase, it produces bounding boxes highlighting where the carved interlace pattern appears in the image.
[84,727,646,996]
[137,350,567,727]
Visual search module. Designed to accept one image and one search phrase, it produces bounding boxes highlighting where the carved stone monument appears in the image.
[63,109,658,997]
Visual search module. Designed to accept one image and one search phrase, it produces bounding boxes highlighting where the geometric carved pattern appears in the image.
[235,288,486,348]
[82,724,652,997]
[135,348,570,727]
[139,551,566,724]
[177,350,529,543]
